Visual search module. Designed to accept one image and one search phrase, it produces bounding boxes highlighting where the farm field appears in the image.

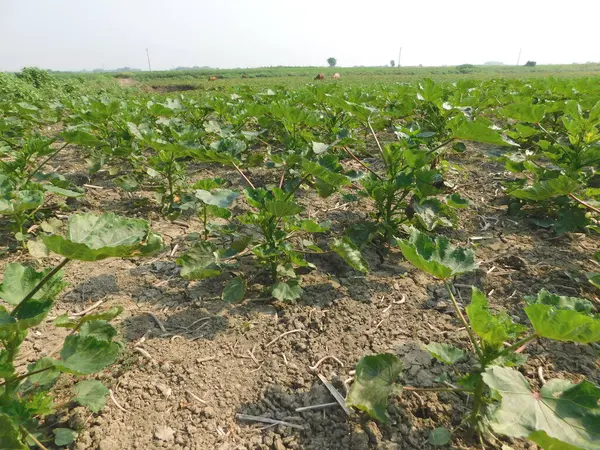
[0,67,599,450]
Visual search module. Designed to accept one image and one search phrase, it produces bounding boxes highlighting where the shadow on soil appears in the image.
[64,274,120,303]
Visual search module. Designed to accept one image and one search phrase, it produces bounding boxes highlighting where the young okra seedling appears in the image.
[0,212,162,449]
[346,228,600,449]
[177,150,366,303]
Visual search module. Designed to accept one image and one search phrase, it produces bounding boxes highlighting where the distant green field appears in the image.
[88,63,600,90]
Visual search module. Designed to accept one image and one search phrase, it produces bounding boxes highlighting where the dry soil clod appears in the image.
[265,329,308,348]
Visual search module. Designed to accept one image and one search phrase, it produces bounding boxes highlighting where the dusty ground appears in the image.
[4,138,599,450]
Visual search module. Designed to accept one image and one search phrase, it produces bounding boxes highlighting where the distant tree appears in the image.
[390,60,396,67]
[524,60,537,67]
[327,57,337,67]
[456,64,475,74]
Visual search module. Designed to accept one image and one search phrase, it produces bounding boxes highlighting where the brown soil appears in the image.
[4,141,599,450]
[149,85,198,93]
[116,78,137,87]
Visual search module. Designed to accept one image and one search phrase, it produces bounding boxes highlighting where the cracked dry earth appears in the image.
[6,142,599,450]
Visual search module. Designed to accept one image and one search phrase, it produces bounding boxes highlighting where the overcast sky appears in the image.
[0,0,598,71]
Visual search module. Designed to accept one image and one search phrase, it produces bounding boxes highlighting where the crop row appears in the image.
[0,70,598,448]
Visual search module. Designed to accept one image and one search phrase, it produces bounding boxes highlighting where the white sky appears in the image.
[0,0,598,71]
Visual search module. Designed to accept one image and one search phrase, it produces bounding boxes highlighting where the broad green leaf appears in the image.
[271,281,302,302]
[176,241,222,280]
[0,263,66,306]
[299,219,331,233]
[425,342,465,365]
[346,354,403,423]
[398,228,477,279]
[500,103,546,123]
[54,428,78,446]
[79,321,118,341]
[194,189,239,208]
[301,158,350,187]
[0,297,54,337]
[446,193,469,209]
[467,287,526,348]
[222,277,245,303]
[56,334,122,375]
[428,427,452,446]
[44,185,84,198]
[312,142,329,154]
[453,142,467,153]
[528,431,582,450]
[330,237,368,273]
[219,236,251,258]
[61,129,106,148]
[510,176,579,201]
[524,289,594,314]
[24,389,55,415]
[555,208,587,235]
[27,239,50,258]
[451,118,513,146]
[127,122,144,140]
[514,123,539,138]
[276,263,296,279]
[54,313,76,328]
[483,366,600,449]
[525,304,600,343]
[20,358,59,391]
[264,200,303,217]
[489,352,529,368]
[42,213,163,261]
[0,189,44,214]
[114,174,141,192]
[413,198,455,231]
[0,413,27,449]
[78,306,124,324]
[40,218,63,234]
[73,380,109,413]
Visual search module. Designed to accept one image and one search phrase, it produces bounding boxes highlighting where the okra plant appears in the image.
[0,134,84,246]
[176,151,366,302]
[347,228,600,449]
[497,100,600,234]
[0,213,162,449]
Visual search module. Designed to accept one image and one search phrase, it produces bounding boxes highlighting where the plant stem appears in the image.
[367,119,387,164]
[21,427,49,450]
[292,249,334,255]
[0,365,56,387]
[443,281,484,360]
[279,163,286,188]
[498,333,538,356]
[537,123,560,146]
[342,146,383,180]
[232,162,256,189]
[468,376,485,432]
[202,206,208,241]
[24,142,69,185]
[428,138,455,154]
[569,193,600,214]
[11,257,70,317]
[404,386,472,393]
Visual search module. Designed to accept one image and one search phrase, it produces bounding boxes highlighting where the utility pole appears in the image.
[516,48,522,66]
[398,46,402,67]
[146,48,152,72]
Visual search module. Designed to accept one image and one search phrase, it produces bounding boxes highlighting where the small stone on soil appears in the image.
[154,425,175,442]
